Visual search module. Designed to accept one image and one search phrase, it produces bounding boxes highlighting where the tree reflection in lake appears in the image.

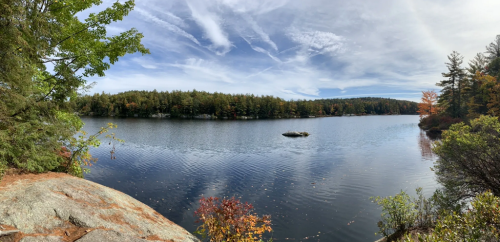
[418,130,439,160]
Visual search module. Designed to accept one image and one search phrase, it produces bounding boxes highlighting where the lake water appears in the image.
[81,115,438,242]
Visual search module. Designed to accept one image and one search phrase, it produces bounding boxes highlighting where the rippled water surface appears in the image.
[81,115,438,241]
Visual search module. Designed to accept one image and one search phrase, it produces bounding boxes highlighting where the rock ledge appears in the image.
[0,172,199,242]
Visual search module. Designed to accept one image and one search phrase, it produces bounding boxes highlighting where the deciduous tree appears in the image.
[0,0,148,177]
[417,90,439,117]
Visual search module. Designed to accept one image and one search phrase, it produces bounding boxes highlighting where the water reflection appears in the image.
[418,130,438,160]
[81,116,438,242]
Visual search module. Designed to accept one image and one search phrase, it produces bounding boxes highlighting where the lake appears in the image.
[81,115,438,242]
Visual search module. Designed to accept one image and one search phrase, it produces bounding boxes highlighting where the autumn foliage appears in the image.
[194,197,272,242]
[417,91,439,117]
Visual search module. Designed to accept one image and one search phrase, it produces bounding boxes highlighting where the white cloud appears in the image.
[169,58,235,83]
[218,0,289,15]
[135,8,201,46]
[287,28,345,56]
[131,58,157,69]
[155,10,188,28]
[316,78,378,90]
[240,13,278,51]
[186,0,232,55]
[239,36,282,62]
[85,0,500,102]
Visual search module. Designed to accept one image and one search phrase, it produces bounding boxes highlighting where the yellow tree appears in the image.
[417,90,439,117]
[467,72,496,118]
[485,75,500,117]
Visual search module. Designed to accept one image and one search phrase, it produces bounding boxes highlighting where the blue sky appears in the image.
[83,0,500,102]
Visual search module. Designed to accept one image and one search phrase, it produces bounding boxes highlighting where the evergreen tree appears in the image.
[465,53,489,117]
[485,35,500,61]
[74,91,419,118]
[487,57,500,80]
[0,0,148,175]
[437,51,465,118]
[467,53,488,75]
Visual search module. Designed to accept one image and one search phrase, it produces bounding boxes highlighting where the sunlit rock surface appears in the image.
[0,172,199,242]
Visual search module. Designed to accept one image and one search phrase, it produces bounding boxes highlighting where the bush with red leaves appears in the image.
[419,114,462,132]
[194,197,272,242]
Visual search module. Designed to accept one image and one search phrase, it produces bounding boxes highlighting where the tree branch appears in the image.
[10,57,78,118]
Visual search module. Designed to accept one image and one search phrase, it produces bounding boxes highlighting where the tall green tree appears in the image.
[487,57,500,80]
[0,0,149,175]
[464,53,489,117]
[485,34,500,61]
[467,53,488,75]
[437,51,465,118]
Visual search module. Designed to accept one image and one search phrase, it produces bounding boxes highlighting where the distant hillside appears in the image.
[75,90,418,118]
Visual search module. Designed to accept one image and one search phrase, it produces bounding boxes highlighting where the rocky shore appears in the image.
[0,172,199,242]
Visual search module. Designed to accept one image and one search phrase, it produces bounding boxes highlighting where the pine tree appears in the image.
[464,53,489,117]
[485,35,500,61]
[437,51,465,118]
[467,53,488,75]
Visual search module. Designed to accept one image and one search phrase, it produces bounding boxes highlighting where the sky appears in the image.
[82,0,500,102]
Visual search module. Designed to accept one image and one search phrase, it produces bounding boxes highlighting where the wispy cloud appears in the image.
[135,7,201,46]
[131,57,158,69]
[239,35,281,63]
[240,13,278,51]
[169,58,235,83]
[219,0,289,15]
[85,0,500,102]
[186,0,232,55]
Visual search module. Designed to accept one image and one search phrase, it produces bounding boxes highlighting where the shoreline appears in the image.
[78,113,418,120]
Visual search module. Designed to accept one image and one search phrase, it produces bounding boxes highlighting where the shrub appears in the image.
[437,116,463,130]
[414,188,436,228]
[419,114,462,131]
[419,114,441,130]
[372,188,441,240]
[371,190,417,237]
[194,197,272,242]
[433,115,500,201]
[429,188,465,217]
[402,192,500,242]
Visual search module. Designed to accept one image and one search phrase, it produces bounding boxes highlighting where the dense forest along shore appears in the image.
[75,90,418,119]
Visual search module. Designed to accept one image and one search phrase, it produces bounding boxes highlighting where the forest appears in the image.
[74,91,418,118]
[418,34,500,131]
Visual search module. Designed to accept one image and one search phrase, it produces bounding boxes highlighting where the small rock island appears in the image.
[282,131,310,137]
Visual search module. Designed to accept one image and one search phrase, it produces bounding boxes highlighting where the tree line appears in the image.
[74,90,418,118]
